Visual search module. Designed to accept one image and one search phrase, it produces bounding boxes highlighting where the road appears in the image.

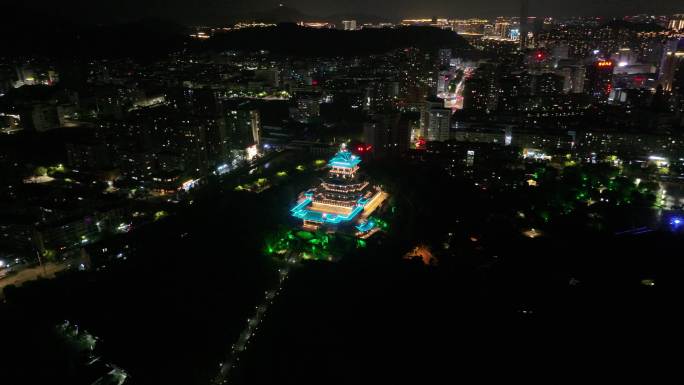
[0,261,71,297]
[214,253,298,384]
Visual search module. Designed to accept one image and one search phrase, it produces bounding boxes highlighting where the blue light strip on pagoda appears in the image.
[328,151,361,168]
[290,198,312,213]
[291,205,364,224]
[290,149,370,225]
[290,197,368,225]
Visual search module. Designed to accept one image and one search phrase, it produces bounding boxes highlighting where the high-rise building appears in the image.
[611,48,637,67]
[342,20,357,31]
[225,103,261,148]
[673,59,684,98]
[659,39,684,91]
[427,107,452,142]
[520,0,529,49]
[586,60,615,100]
[668,15,684,31]
[495,21,511,39]
[437,70,451,94]
[420,99,444,136]
[363,113,410,154]
[556,64,586,94]
[438,49,452,68]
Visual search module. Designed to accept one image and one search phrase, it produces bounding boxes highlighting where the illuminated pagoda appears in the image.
[291,145,387,236]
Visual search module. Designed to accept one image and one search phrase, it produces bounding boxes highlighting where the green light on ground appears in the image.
[49,165,67,176]
[276,171,287,177]
[540,212,550,222]
[314,159,326,166]
[154,210,168,221]
[296,231,314,240]
[296,165,305,171]
[357,239,367,248]
[368,216,389,230]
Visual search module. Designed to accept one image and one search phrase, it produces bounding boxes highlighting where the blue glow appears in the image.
[290,198,312,213]
[290,148,374,226]
[290,195,370,225]
[328,150,361,169]
[670,217,683,229]
[292,204,364,224]
[356,220,376,232]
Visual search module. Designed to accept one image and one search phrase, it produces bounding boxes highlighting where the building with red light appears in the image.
[586,59,614,100]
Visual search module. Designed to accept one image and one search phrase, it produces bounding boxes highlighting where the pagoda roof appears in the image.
[328,150,361,169]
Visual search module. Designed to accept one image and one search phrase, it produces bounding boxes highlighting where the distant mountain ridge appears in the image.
[199,23,470,56]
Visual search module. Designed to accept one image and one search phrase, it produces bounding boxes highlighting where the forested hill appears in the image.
[201,24,471,56]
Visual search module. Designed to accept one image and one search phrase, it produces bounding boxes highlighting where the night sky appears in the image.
[9,0,684,24]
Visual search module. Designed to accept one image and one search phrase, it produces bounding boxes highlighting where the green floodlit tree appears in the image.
[42,248,57,262]
[34,166,48,176]
[526,163,656,228]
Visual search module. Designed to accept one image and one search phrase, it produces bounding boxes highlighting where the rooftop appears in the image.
[328,150,361,169]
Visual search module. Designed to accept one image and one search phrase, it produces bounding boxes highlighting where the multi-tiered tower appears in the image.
[291,146,386,234]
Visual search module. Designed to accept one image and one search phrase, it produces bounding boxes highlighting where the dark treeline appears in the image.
[203,24,470,56]
[1,11,469,60]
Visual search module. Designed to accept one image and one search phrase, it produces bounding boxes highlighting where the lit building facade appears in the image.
[659,39,684,91]
[291,146,386,235]
[342,20,357,31]
[668,15,684,31]
[586,60,615,100]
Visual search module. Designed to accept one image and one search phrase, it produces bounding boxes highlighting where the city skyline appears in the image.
[5,1,684,25]
[2,2,683,384]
